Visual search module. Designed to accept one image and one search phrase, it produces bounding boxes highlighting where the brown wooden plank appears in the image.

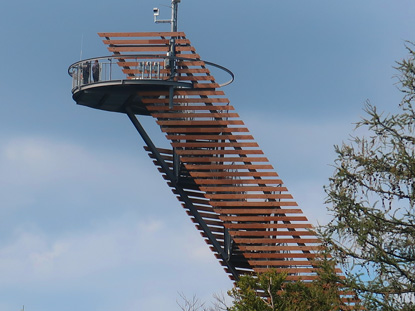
[190,171,277,177]
[109,45,196,53]
[146,105,234,111]
[216,209,302,214]
[194,179,283,185]
[229,230,315,237]
[233,238,321,244]
[239,245,319,251]
[161,127,249,133]
[210,201,298,207]
[244,253,317,259]
[185,164,273,170]
[140,90,225,96]
[248,261,312,266]
[208,193,292,200]
[200,186,287,192]
[225,223,313,229]
[122,69,169,75]
[176,150,263,156]
[177,61,206,66]
[220,215,307,222]
[176,52,200,58]
[176,68,210,74]
[192,83,220,88]
[180,157,268,163]
[108,46,170,52]
[99,32,186,38]
[172,142,258,148]
[144,98,230,104]
[103,39,191,45]
[157,120,242,126]
[166,134,253,140]
[154,113,239,119]
[254,267,342,274]
[176,76,215,81]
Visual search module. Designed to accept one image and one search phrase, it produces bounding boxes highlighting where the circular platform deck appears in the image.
[71,79,192,115]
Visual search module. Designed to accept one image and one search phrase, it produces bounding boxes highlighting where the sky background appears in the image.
[1,1,415,310]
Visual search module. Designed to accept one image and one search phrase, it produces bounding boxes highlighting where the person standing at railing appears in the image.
[82,61,90,84]
[92,60,100,82]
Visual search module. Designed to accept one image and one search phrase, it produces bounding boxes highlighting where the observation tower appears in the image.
[68,0,358,305]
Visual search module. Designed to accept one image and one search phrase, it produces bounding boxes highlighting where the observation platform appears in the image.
[68,53,234,116]
[68,55,194,115]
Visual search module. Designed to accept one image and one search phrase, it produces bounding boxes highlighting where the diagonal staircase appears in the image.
[96,32,360,307]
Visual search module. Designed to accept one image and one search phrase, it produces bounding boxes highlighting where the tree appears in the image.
[322,44,415,310]
[176,292,229,311]
[228,257,361,311]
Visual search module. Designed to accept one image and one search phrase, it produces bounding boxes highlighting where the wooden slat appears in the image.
[190,171,277,177]
[177,61,206,66]
[161,127,249,133]
[172,142,258,148]
[215,209,302,214]
[166,134,253,140]
[103,39,190,45]
[176,53,201,59]
[220,216,307,222]
[185,164,273,170]
[176,68,210,74]
[211,201,298,207]
[176,76,215,81]
[99,32,186,38]
[108,46,170,52]
[224,223,313,229]
[233,238,321,244]
[180,157,268,163]
[192,83,220,88]
[244,253,317,259]
[208,193,293,200]
[211,201,298,208]
[153,113,239,119]
[157,120,242,126]
[146,105,234,111]
[108,45,195,52]
[176,150,263,156]
[239,245,319,251]
[229,231,315,237]
[247,261,313,266]
[140,90,225,96]
[193,179,283,185]
[143,98,230,104]
[199,186,287,192]
[254,267,342,273]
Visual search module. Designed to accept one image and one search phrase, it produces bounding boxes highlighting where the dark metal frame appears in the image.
[125,106,240,280]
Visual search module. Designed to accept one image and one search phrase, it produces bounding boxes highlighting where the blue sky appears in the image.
[1,0,415,310]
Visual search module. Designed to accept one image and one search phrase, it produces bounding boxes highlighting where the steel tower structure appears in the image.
[68,1,359,306]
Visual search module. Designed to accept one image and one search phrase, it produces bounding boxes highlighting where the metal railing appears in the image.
[68,55,172,90]
[68,55,234,91]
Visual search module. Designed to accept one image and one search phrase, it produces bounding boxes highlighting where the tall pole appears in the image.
[171,0,180,32]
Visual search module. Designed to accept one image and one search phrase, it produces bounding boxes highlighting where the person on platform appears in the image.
[82,61,90,84]
[92,60,100,82]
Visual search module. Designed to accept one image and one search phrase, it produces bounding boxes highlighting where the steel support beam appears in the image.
[125,106,239,280]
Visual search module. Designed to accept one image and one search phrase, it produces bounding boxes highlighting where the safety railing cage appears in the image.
[68,55,234,92]
[68,55,175,91]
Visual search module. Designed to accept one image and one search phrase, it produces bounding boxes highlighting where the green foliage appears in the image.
[321,44,415,310]
[228,257,360,311]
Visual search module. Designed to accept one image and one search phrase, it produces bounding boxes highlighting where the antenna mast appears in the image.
[153,0,181,31]
[171,0,180,32]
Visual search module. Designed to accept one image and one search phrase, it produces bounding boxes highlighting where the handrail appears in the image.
[68,55,234,90]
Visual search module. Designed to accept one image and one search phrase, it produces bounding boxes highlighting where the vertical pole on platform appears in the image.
[171,0,180,32]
